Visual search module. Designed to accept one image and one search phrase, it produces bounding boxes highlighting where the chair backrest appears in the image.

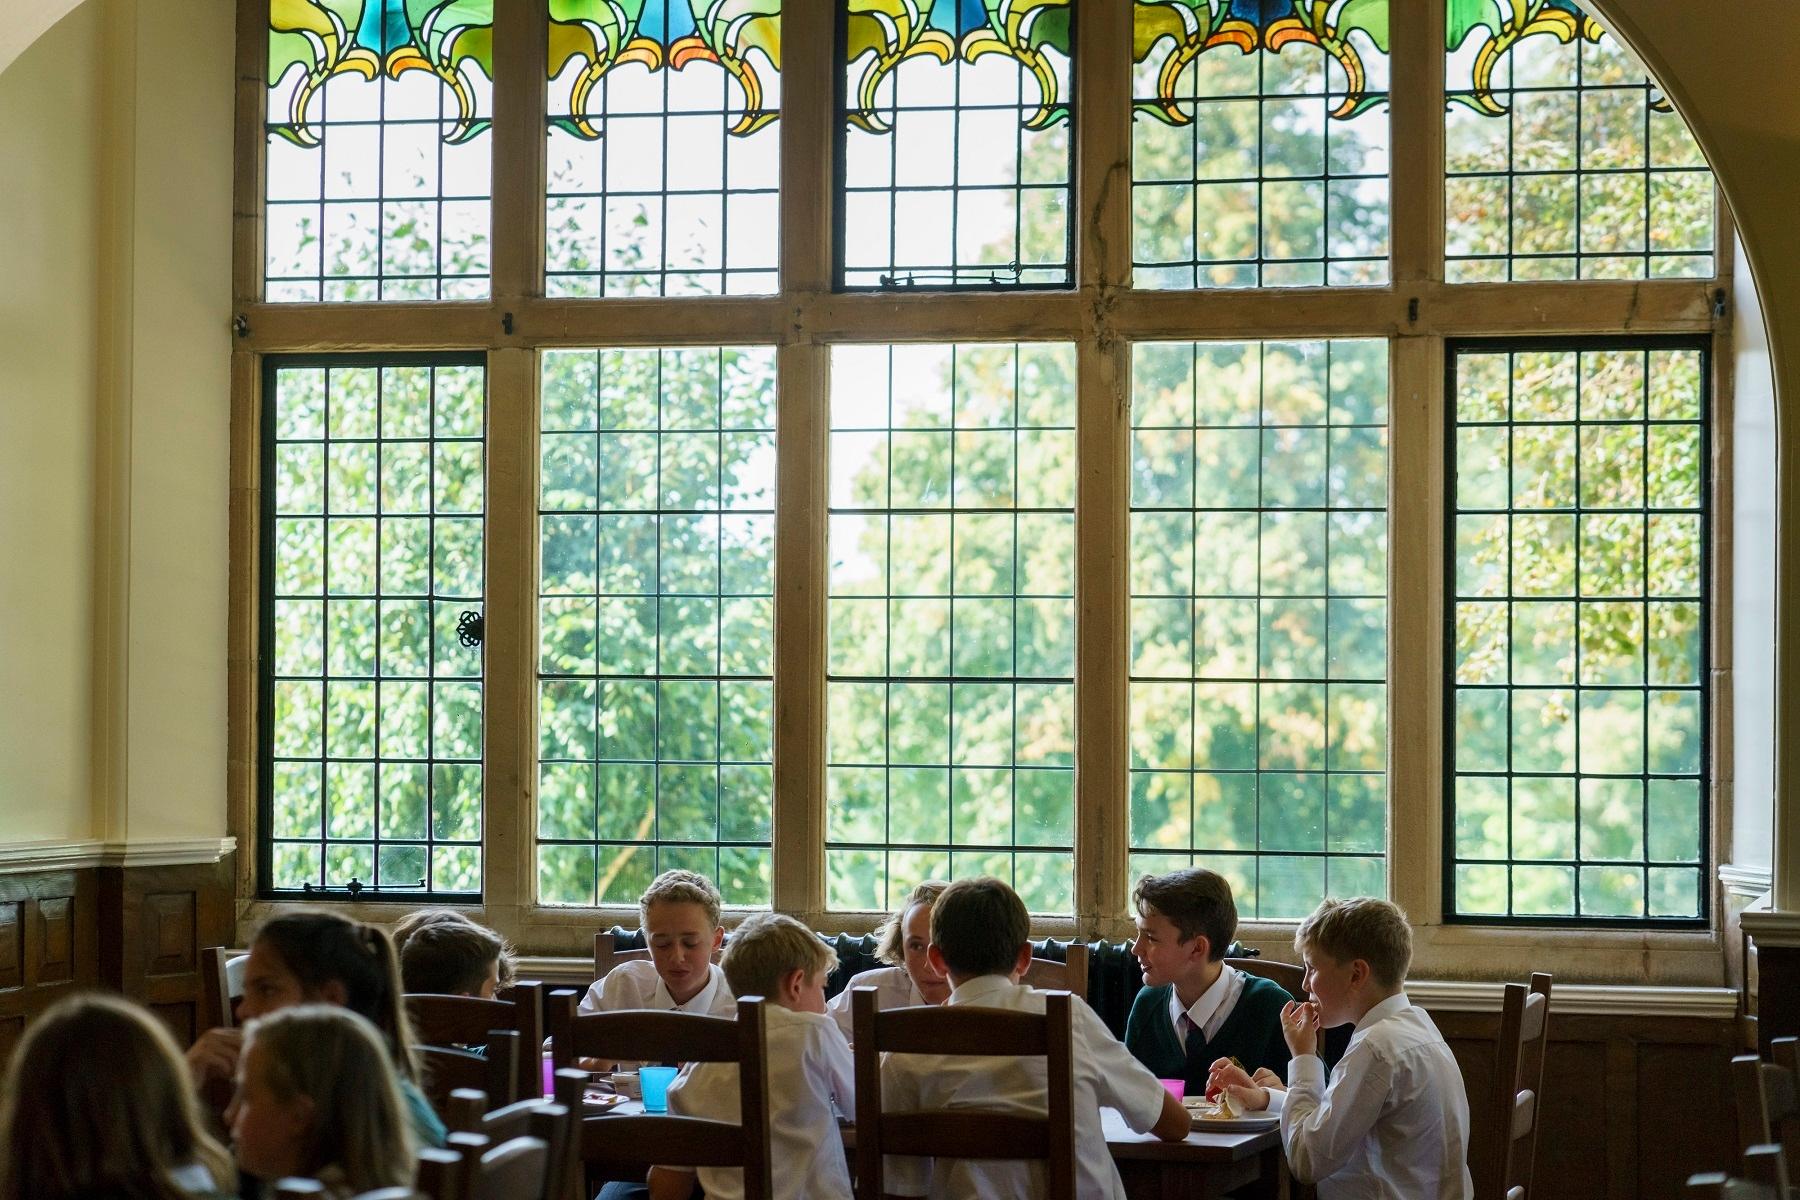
[1476,972,1553,1200]
[1732,1050,1800,1167]
[418,1030,522,1116]
[418,1131,551,1200]
[201,946,250,1030]
[1686,1172,1781,1200]
[1225,956,1307,1000]
[851,984,1076,1200]
[549,994,773,1200]
[276,1182,422,1200]
[440,1087,574,1195]
[407,981,545,1101]
[1021,943,1089,1005]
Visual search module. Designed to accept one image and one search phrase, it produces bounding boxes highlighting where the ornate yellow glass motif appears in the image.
[269,0,495,146]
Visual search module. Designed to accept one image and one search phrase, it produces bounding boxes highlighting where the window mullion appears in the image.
[483,347,539,928]
[490,1,548,303]
[1075,0,1132,294]
[1390,334,1446,922]
[781,1,835,298]
[232,0,268,307]
[1391,0,1446,285]
[772,344,829,922]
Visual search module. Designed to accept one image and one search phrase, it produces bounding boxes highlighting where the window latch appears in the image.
[457,610,485,648]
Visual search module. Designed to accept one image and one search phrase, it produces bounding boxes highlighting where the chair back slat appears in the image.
[546,988,739,1069]
[1021,943,1089,1004]
[1477,973,1553,1200]
[436,1089,573,1200]
[852,985,1076,1200]
[1732,1053,1800,1166]
[1686,1172,1781,1200]
[555,998,772,1200]
[274,1182,327,1199]
[416,1145,470,1200]
[201,946,250,1030]
[419,1032,521,1115]
[407,981,544,1101]
[470,1135,550,1200]
[1741,1144,1790,1192]
[1225,956,1307,1000]
[445,1087,489,1135]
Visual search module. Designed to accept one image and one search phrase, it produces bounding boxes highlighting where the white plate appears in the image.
[1184,1098,1280,1131]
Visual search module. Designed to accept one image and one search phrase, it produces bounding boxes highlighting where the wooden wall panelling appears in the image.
[0,869,99,1068]
[1431,1009,1738,1200]
[98,858,236,1043]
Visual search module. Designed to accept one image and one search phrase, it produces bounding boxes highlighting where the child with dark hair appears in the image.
[185,910,447,1149]
[1125,868,1290,1093]
[393,908,515,997]
[879,877,1190,1200]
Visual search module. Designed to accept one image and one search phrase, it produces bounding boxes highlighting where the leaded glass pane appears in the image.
[1127,340,1389,917]
[537,347,776,907]
[839,3,1074,288]
[1448,342,1707,922]
[827,343,1076,912]
[547,1,782,297]
[265,360,487,895]
[1445,1,1715,281]
[265,2,494,301]
[1131,1,1391,290]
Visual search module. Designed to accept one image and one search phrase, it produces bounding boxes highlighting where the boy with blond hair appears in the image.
[1207,897,1472,1199]
[648,912,854,1200]
[1125,868,1289,1092]
[580,869,736,1019]
[880,877,1190,1200]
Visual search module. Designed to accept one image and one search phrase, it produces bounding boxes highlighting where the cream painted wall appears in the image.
[0,3,103,843]
[0,0,231,848]
[1733,239,1776,872]
[0,0,86,86]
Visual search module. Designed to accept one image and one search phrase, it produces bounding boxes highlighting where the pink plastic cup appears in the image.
[542,1051,555,1098]
[1159,1078,1185,1101]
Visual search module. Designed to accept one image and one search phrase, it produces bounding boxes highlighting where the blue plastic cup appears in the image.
[641,1065,679,1113]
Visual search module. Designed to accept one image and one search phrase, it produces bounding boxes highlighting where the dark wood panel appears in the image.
[145,890,198,976]
[1430,1008,1737,1200]
[0,869,99,1074]
[0,901,20,991]
[37,896,74,983]
[99,857,235,1043]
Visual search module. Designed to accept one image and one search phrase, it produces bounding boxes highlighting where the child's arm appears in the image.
[646,1167,697,1200]
[1279,1045,1393,1185]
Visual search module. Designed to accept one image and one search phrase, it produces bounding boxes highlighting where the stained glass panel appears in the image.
[839,1,1074,289]
[1128,340,1389,917]
[1445,0,1715,281]
[1131,0,1391,290]
[537,347,776,907]
[546,1,782,297]
[265,1,494,301]
[1448,342,1708,922]
[264,360,487,896]
[827,343,1077,912]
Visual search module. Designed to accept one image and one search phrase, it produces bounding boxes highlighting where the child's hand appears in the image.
[1223,1083,1271,1112]
[1204,1057,1254,1101]
[1250,1066,1286,1093]
[1280,1000,1320,1057]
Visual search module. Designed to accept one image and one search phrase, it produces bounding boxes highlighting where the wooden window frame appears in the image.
[228,0,1735,979]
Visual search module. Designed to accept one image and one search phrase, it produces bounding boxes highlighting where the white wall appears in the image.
[0,3,102,842]
[1734,237,1776,872]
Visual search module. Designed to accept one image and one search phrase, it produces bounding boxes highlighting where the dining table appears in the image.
[579,1092,1288,1199]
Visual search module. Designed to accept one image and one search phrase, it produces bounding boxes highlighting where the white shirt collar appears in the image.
[1169,964,1240,1036]
[1348,991,1412,1047]
[946,973,1018,1006]
[654,962,724,1013]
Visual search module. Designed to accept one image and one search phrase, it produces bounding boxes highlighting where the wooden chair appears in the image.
[547,991,773,1199]
[1687,1171,1781,1200]
[1473,973,1552,1200]
[1022,942,1089,1005]
[1741,1142,1791,1192]
[1225,955,1307,1000]
[418,1029,522,1116]
[851,984,1076,1200]
[1732,1043,1800,1166]
[438,1090,574,1200]
[201,945,250,1029]
[407,981,545,1101]
[274,1183,420,1199]
[416,1130,551,1200]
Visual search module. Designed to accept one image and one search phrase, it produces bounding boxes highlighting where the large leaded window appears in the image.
[246,2,1721,935]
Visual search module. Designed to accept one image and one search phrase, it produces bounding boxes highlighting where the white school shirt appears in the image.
[1169,964,1246,1049]
[663,1005,856,1200]
[826,965,928,1041]
[879,975,1169,1200]
[577,959,736,1068]
[1271,993,1473,1200]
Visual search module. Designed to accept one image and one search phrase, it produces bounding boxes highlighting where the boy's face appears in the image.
[900,901,950,1004]
[473,958,500,1000]
[1130,908,1210,987]
[644,900,723,1004]
[1299,944,1365,1028]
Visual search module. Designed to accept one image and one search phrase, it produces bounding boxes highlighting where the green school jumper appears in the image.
[1124,972,1294,1095]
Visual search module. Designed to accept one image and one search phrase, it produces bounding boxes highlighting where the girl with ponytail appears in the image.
[185,910,447,1148]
